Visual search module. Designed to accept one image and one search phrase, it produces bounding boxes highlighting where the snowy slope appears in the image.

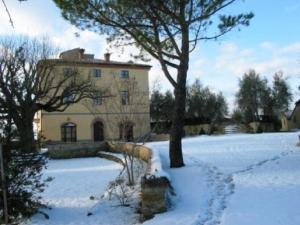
[146,132,300,225]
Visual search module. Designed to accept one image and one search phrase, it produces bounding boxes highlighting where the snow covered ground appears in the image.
[25,132,300,225]
[24,157,139,225]
[146,132,300,225]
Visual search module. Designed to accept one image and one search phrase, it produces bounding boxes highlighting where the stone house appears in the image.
[35,48,151,142]
[281,100,300,131]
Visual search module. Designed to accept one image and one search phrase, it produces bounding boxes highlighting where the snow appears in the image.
[146,132,300,225]
[25,132,300,225]
[24,157,138,225]
[148,147,170,179]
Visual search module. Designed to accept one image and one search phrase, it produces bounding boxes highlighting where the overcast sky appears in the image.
[1,0,300,112]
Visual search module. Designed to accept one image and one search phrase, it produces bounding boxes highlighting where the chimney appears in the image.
[104,53,110,62]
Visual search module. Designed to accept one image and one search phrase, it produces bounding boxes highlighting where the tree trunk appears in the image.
[169,24,189,168]
[19,124,36,153]
[17,111,36,153]
[169,68,187,168]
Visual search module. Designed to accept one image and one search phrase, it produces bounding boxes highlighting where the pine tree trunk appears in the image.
[169,25,189,168]
[169,68,187,168]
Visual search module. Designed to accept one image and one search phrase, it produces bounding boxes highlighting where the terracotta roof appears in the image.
[44,58,152,69]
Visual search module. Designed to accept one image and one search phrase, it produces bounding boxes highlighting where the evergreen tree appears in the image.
[152,79,228,131]
[236,70,292,125]
[186,79,228,123]
[272,71,292,116]
[236,70,270,123]
[0,110,51,223]
[150,90,175,122]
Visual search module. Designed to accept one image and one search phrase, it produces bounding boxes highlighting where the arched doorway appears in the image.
[93,121,104,141]
[61,122,77,142]
[119,122,134,141]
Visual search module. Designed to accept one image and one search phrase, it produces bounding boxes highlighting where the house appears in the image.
[35,48,151,142]
[281,100,300,131]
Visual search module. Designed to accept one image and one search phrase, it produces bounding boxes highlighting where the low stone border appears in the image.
[106,141,172,221]
[106,142,152,162]
[97,152,125,167]
[45,142,106,159]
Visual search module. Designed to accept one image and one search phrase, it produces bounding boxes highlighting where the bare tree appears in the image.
[0,36,96,152]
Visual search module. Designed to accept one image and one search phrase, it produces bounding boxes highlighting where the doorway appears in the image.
[93,121,104,141]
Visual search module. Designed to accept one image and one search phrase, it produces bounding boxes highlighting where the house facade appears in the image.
[281,100,300,131]
[35,48,151,142]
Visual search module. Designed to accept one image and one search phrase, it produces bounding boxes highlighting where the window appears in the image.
[63,92,75,103]
[121,91,129,105]
[93,69,101,78]
[93,92,102,105]
[61,122,77,142]
[119,122,133,141]
[120,70,129,78]
[63,92,74,104]
[63,68,73,76]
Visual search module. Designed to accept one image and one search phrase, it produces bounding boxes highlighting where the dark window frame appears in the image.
[63,67,73,77]
[63,92,75,104]
[93,69,102,78]
[119,122,134,141]
[93,92,102,105]
[61,122,77,142]
[121,91,129,105]
[120,70,129,78]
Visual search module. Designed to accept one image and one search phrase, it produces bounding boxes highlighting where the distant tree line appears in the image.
[150,79,228,134]
[233,69,292,128]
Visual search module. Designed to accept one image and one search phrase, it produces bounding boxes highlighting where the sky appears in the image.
[1,0,300,112]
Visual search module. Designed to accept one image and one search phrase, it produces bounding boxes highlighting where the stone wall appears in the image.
[45,141,107,159]
[106,142,152,162]
[249,122,275,133]
[140,176,171,220]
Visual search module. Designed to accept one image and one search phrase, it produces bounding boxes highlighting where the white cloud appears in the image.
[214,42,300,78]
[0,2,53,37]
[260,41,275,50]
[188,41,300,112]
[51,26,106,57]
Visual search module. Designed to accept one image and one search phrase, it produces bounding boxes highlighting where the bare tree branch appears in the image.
[1,0,14,28]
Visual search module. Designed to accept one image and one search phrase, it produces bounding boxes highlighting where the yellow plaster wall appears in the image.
[280,104,300,131]
[40,113,150,141]
[38,63,150,141]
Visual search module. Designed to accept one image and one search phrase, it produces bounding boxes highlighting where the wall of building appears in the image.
[40,113,150,141]
[37,62,151,142]
[280,103,300,131]
[291,105,300,128]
